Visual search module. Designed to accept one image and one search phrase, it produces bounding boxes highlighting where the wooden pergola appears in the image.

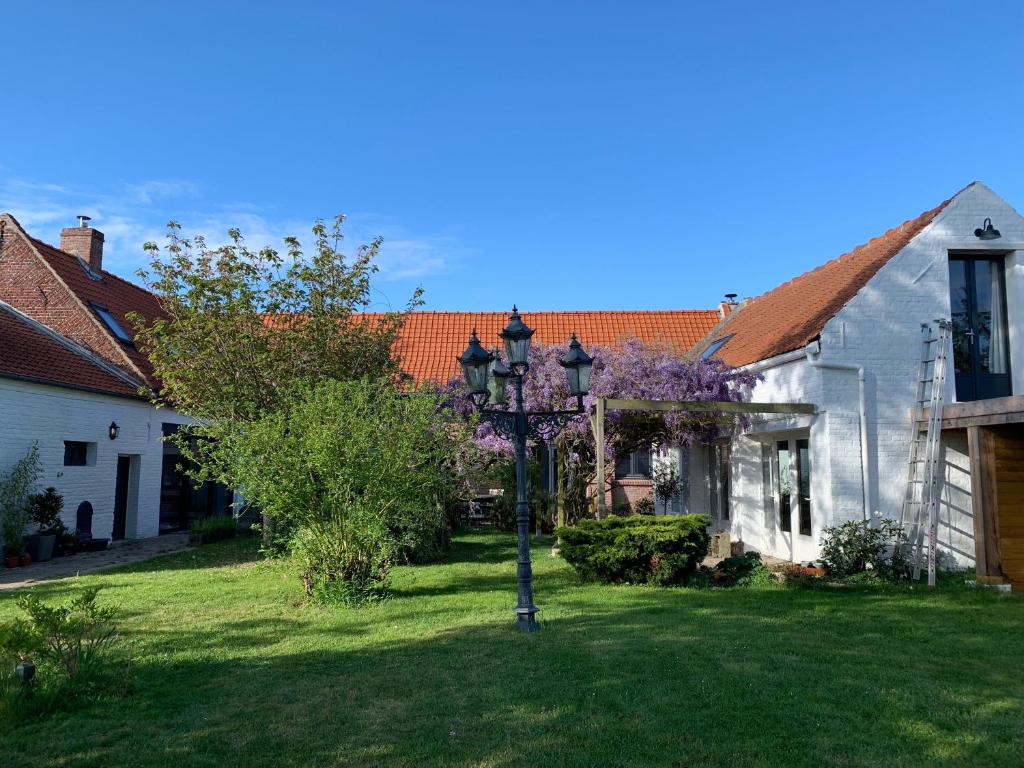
[591,397,817,518]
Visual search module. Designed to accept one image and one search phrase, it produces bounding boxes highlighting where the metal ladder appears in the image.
[900,320,952,587]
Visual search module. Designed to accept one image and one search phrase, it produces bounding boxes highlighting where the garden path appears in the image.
[0,533,191,591]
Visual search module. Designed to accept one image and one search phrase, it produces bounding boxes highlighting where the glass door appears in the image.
[949,256,1012,401]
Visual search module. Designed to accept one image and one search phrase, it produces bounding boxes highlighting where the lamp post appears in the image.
[458,307,594,632]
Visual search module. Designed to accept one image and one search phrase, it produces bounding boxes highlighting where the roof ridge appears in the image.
[28,235,163,301]
[359,308,719,315]
[689,192,955,365]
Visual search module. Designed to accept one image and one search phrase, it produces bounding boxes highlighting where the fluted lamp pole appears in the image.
[457,307,595,632]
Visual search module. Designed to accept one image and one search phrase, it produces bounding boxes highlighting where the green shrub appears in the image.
[633,497,655,516]
[0,587,129,720]
[0,444,41,556]
[28,487,65,537]
[188,516,237,545]
[820,519,906,579]
[612,501,633,516]
[291,500,390,605]
[225,379,469,604]
[556,514,710,585]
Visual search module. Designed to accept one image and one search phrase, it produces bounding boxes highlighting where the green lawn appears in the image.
[1,532,1022,768]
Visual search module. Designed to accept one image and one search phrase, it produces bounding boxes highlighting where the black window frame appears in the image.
[63,440,91,466]
[89,301,134,345]
[614,445,652,479]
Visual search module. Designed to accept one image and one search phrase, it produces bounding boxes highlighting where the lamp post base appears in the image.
[514,606,541,632]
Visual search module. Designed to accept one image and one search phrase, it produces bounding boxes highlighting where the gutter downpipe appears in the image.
[804,344,872,523]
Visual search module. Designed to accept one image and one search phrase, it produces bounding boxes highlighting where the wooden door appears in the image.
[994,427,1024,586]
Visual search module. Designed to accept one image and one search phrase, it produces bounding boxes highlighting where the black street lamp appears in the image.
[457,307,595,632]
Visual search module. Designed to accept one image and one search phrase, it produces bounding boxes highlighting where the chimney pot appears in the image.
[60,218,104,273]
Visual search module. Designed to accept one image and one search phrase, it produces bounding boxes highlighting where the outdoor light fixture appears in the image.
[108,421,120,440]
[456,330,493,405]
[487,353,511,406]
[499,306,535,375]
[975,218,1001,240]
[559,334,594,404]
[457,307,595,632]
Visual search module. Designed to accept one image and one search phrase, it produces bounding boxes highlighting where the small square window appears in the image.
[614,446,652,479]
[64,441,92,466]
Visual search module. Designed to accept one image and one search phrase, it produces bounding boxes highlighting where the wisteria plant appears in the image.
[445,338,761,522]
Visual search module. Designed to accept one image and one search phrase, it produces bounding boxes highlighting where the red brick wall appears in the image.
[0,222,128,371]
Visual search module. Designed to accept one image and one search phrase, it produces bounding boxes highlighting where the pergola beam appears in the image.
[593,397,816,518]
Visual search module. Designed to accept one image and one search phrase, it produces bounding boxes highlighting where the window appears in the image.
[796,439,811,536]
[760,443,776,527]
[771,438,811,536]
[777,440,792,532]
[615,446,651,478]
[707,443,731,520]
[701,334,734,360]
[716,443,731,520]
[64,440,95,466]
[90,302,133,344]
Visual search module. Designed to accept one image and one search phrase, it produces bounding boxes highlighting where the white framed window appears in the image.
[768,437,811,536]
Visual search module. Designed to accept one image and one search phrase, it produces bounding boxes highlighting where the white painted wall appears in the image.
[0,377,189,543]
[690,183,1024,566]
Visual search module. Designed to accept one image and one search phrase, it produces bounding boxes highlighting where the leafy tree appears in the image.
[130,217,422,541]
[131,215,420,421]
[218,378,473,603]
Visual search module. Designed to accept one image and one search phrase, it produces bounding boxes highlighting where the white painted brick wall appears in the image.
[695,183,1024,566]
[0,377,189,543]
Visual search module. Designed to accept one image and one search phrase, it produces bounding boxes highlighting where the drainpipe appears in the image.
[805,346,872,522]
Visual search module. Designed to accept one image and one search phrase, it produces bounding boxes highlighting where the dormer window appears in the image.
[701,334,734,360]
[90,302,133,344]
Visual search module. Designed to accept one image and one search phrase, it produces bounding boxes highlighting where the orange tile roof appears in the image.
[695,195,955,368]
[28,236,167,384]
[366,310,721,383]
[0,303,142,397]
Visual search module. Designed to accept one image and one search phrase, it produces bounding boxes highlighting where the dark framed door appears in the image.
[113,456,131,540]
[949,256,1012,402]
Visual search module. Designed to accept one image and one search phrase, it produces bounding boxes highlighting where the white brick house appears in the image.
[687,182,1024,583]
[0,214,232,544]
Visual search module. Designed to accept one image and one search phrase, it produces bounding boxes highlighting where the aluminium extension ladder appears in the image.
[899,319,952,588]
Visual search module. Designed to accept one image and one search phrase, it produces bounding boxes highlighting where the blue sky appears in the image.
[2,2,1022,312]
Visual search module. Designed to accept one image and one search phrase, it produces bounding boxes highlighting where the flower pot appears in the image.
[4,556,18,568]
[18,553,31,566]
[27,533,57,563]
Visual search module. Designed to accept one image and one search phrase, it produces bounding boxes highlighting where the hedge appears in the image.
[555,514,710,585]
[188,516,237,546]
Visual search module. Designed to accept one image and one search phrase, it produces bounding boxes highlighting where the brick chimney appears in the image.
[718,293,739,320]
[60,215,104,272]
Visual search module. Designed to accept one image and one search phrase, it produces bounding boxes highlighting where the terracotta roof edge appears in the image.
[0,300,149,395]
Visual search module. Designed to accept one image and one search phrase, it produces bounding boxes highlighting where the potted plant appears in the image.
[1,444,42,567]
[3,518,28,568]
[55,529,78,557]
[26,487,64,563]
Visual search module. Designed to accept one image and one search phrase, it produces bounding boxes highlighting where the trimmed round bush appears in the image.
[556,514,710,585]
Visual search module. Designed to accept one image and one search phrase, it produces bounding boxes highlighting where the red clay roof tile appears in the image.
[0,303,142,397]
[696,196,953,367]
[29,236,166,384]
[366,309,721,383]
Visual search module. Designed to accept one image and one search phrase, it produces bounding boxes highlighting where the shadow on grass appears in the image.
[3,534,1023,768]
